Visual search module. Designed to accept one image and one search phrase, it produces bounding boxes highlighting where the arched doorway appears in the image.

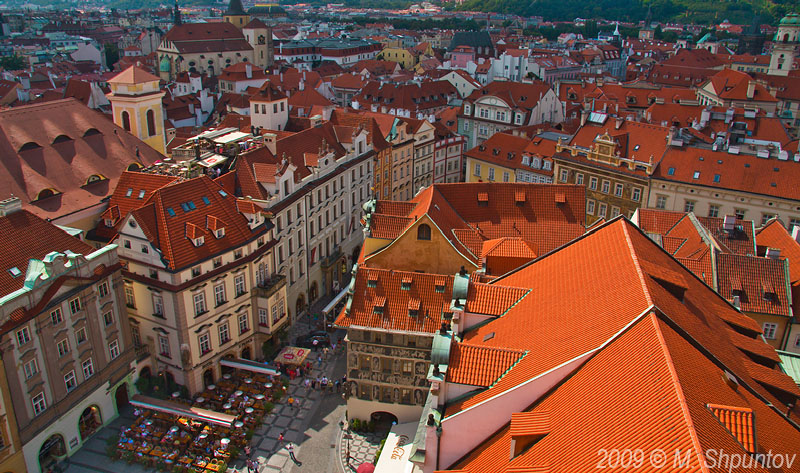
[203,368,214,388]
[78,405,102,441]
[295,294,306,318]
[140,366,152,379]
[370,411,399,430]
[241,347,251,360]
[38,434,66,473]
[115,384,129,412]
[310,281,318,302]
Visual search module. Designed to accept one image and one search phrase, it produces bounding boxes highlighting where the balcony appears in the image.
[321,247,343,270]
[253,274,287,300]
[135,344,150,362]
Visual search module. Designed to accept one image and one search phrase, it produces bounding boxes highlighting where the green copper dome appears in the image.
[159,56,170,72]
[780,13,800,25]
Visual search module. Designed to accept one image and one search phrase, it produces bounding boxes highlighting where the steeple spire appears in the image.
[174,0,182,26]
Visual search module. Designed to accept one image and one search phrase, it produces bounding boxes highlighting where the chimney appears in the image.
[0,196,22,216]
[615,116,623,129]
[299,79,304,91]
[263,132,277,154]
[746,81,755,100]
[245,62,252,79]
[766,248,782,260]
[580,108,589,126]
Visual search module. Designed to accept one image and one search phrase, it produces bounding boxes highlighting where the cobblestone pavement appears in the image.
[63,292,372,473]
[337,427,386,472]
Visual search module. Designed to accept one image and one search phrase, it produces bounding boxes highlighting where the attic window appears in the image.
[202,196,211,205]
[83,128,101,137]
[367,275,378,288]
[36,188,59,201]
[434,277,446,293]
[554,192,566,205]
[19,142,41,152]
[373,296,386,315]
[8,267,22,278]
[515,191,526,205]
[633,145,640,151]
[138,190,146,199]
[125,188,133,197]
[482,331,495,342]
[219,190,228,197]
[86,174,106,185]
[762,279,777,302]
[215,228,225,238]
[478,192,489,206]
[408,298,420,317]
[167,207,176,217]
[401,276,412,291]
[104,218,114,227]
[668,167,675,176]
[714,174,721,183]
[52,134,72,144]
[693,171,701,179]
[193,236,205,247]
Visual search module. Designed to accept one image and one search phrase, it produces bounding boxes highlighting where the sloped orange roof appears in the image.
[108,65,160,84]
[464,282,528,316]
[334,268,453,334]
[446,343,525,387]
[716,253,791,317]
[707,404,755,453]
[756,219,800,284]
[481,238,537,259]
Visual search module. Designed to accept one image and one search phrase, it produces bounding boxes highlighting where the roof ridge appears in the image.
[457,342,526,354]
[488,350,528,388]
[650,313,711,472]
[621,220,654,306]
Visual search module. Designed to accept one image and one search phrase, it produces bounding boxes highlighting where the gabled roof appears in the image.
[756,220,800,284]
[716,253,791,317]
[704,68,777,102]
[464,81,553,113]
[446,343,525,387]
[441,218,799,473]
[0,209,94,296]
[94,171,178,240]
[126,175,264,270]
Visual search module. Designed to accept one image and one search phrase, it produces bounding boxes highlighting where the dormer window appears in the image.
[215,228,225,238]
[193,236,204,247]
[105,218,114,227]
[401,276,412,291]
[434,277,446,293]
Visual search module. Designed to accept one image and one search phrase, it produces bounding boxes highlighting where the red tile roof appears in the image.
[162,23,252,54]
[464,282,528,316]
[0,99,162,221]
[716,253,791,317]
[446,343,525,387]
[127,175,264,270]
[756,219,800,284]
[108,65,160,84]
[0,209,95,295]
[334,268,453,333]
[704,68,777,103]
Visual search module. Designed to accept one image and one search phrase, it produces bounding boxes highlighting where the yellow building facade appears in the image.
[464,154,516,184]
[379,47,416,69]
[0,365,26,473]
[107,66,166,155]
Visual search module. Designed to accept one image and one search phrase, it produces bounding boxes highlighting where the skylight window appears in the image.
[187,201,196,210]
[633,144,640,151]
[693,171,701,179]
[180,203,191,212]
[668,167,675,175]
[713,174,721,183]
[138,190,146,199]
[8,267,21,278]
[202,196,211,205]
[219,190,228,197]
[125,188,133,197]
[167,207,176,217]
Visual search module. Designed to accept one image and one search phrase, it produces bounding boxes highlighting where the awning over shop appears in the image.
[188,127,237,141]
[274,346,310,366]
[322,288,349,315]
[373,422,417,473]
[213,131,250,144]
[130,394,236,428]
[196,154,228,168]
[220,357,279,376]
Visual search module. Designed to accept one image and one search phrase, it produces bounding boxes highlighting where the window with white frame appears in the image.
[474,163,481,176]
[542,161,551,170]
[214,283,226,306]
[708,204,720,218]
[51,308,63,325]
[589,176,598,190]
[238,312,249,334]
[601,180,610,194]
[632,187,641,202]
[82,358,94,379]
[193,292,207,316]
[125,285,136,308]
[69,297,81,315]
[198,332,211,355]
[576,173,584,185]
[57,339,70,357]
[503,172,510,182]
[98,281,109,298]
[234,274,246,297]
[24,358,39,379]
[32,392,46,416]
[656,195,667,209]
[488,167,495,181]
[611,206,620,218]
[219,322,230,344]
[109,339,120,360]
[158,335,170,357]
[559,169,568,182]
[614,183,624,197]
[598,203,608,218]
[258,308,269,326]
[153,293,164,317]
[763,322,778,339]
[103,311,114,326]
[65,370,77,392]
[587,200,595,215]
[761,213,775,226]
[684,200,695,213]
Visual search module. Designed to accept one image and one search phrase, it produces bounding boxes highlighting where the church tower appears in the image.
[769,13,800,76]
[107,66,167,155]
[224,0,250,30]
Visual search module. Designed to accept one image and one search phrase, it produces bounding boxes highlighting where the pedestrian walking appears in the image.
[244,445,251,458]
[335,380,341,393]
[317,354,323,367]
[278,431,285,443]
[287,442,302,466]
[246,459,256,473]
[304,378,311,390]
[287,396,295,411]
[323,346,329,360]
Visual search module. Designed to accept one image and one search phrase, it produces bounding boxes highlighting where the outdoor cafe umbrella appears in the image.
[274,346,310,366]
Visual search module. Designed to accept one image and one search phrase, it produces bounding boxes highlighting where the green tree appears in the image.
[104,43,120,70]
[0,55,27,71]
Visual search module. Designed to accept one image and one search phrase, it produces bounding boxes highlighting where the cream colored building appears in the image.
[114,176,288,394]
[107,66,166,155]
[157,23,254,81]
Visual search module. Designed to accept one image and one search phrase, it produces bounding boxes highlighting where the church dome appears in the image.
[780,13,800,26]
[248,4,287,16]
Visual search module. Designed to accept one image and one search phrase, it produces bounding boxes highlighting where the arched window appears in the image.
[784,33,790,42]
[146,109,156,137]
[417,223,431,240]
[121,111,131,132]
